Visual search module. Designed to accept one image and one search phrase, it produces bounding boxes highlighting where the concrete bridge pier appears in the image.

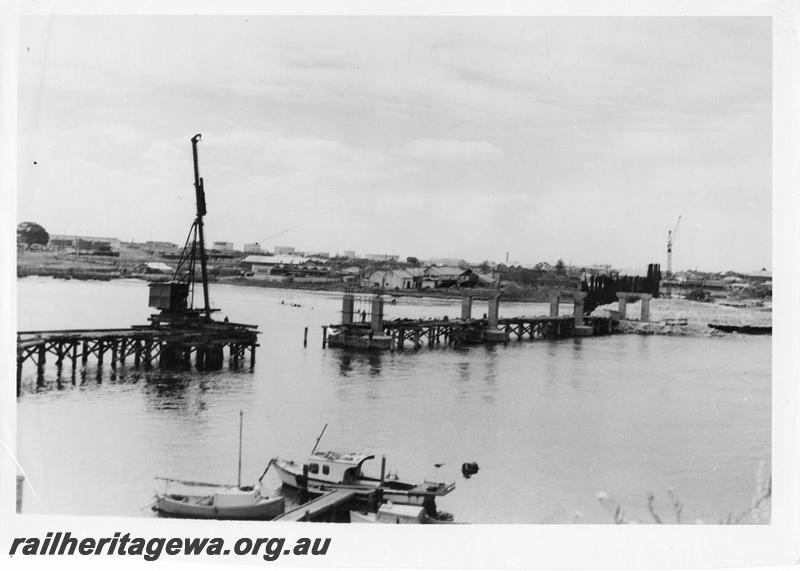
[549,294,560,318]
[371,296,384,333]
[640,293,653,321]
[572,291,587,327]
[616,292,628,320]
[484,292,506,342]
[341,294,354,325]
[573,291,594,336]
[461,295,473,320]
[487,294,499,327]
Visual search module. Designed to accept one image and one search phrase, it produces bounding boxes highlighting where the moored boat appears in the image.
[153,410,285,520]
[350,501,452,524]
[272,450,455,518]
[153,481,284,520]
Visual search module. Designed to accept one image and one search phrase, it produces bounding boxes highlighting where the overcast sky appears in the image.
[18,16,771,273]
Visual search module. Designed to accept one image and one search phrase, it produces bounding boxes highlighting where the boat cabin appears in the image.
[306,451,375,484]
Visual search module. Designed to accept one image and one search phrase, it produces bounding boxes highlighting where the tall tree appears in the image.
[17,221,49,249]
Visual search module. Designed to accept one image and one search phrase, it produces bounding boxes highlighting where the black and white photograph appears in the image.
[3,1,799,568]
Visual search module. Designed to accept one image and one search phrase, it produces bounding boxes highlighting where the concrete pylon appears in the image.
[549,294,560,318]
[370,296,384,333]
[341,294,354,325]
[487,293,500,327]
[639,293,653,322]
[573,291,587,327]
[616,292,627,320]
[461,296,473,320]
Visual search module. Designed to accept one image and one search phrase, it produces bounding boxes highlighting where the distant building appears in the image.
[143,240,180,253]
[342,250,356,259]
[242,254,310,274]
[458,269,496,287]
[212,241,234,252]
[241,254,331,283]
[365,269,418,290]
[426,257,468,268]
[274,246,296,255]
[48,234,77,249]
[364,253,400,262]
[308,252,330,259]
[420,265,464,288]
[588,264,613,274]
[746,269,772,283]
[243,242,262,254]
[49,234,121,255]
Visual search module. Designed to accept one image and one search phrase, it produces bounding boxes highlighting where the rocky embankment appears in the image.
[591,298,772,336]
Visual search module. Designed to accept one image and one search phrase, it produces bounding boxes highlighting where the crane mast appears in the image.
[666,215,681,279]
[149,133,216,324]
[191,134,211,316]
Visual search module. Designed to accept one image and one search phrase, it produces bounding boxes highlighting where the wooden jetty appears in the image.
[16,323,258,395]
[273,489,357,522]
[324,291,617,351]
[16,134,259,395]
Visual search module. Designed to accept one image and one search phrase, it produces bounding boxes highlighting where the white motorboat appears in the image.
[272,450,454,517]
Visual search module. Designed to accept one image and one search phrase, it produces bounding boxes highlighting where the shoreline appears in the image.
[18,272,772,338]
[16,269,557,303]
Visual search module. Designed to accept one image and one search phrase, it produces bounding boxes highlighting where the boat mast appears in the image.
[191,134,211,317]
[237,410,243,489]
[311,423,328,454]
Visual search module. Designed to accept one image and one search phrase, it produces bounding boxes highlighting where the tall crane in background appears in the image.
[666,215,681,279]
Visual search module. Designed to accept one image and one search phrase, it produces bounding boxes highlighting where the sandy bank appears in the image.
[592,298,772,336]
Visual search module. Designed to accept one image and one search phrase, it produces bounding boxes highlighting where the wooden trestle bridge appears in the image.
[16,323,258,396]
[324,292,618,351]
[384,315,577,349]
[366,315,613,350]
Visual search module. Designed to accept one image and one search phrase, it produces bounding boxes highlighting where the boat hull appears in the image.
[350,502,452,524]
[154,494,285,520]
[708,323,772,335]
[272,459,450,507]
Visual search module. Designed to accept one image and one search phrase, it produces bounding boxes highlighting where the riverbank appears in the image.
[16,249,559,302]
[17,251,772,332]
[593,298,772,336]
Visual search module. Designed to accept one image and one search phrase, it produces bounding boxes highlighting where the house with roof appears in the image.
[420,265,464,288]
[458,269,497,288]
[242,254,333,282]
[365,268,421,290]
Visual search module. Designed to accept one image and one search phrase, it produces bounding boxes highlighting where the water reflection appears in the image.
[144,375,191,411]
[335,350,383,377]
[457,362,470,383]
[482,346,498,404]
[337,352,353,376]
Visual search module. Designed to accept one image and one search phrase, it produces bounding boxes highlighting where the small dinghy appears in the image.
[153,479,284,520]
[153,411,284,520]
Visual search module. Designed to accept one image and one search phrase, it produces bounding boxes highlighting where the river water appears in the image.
[16,277,771,523]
